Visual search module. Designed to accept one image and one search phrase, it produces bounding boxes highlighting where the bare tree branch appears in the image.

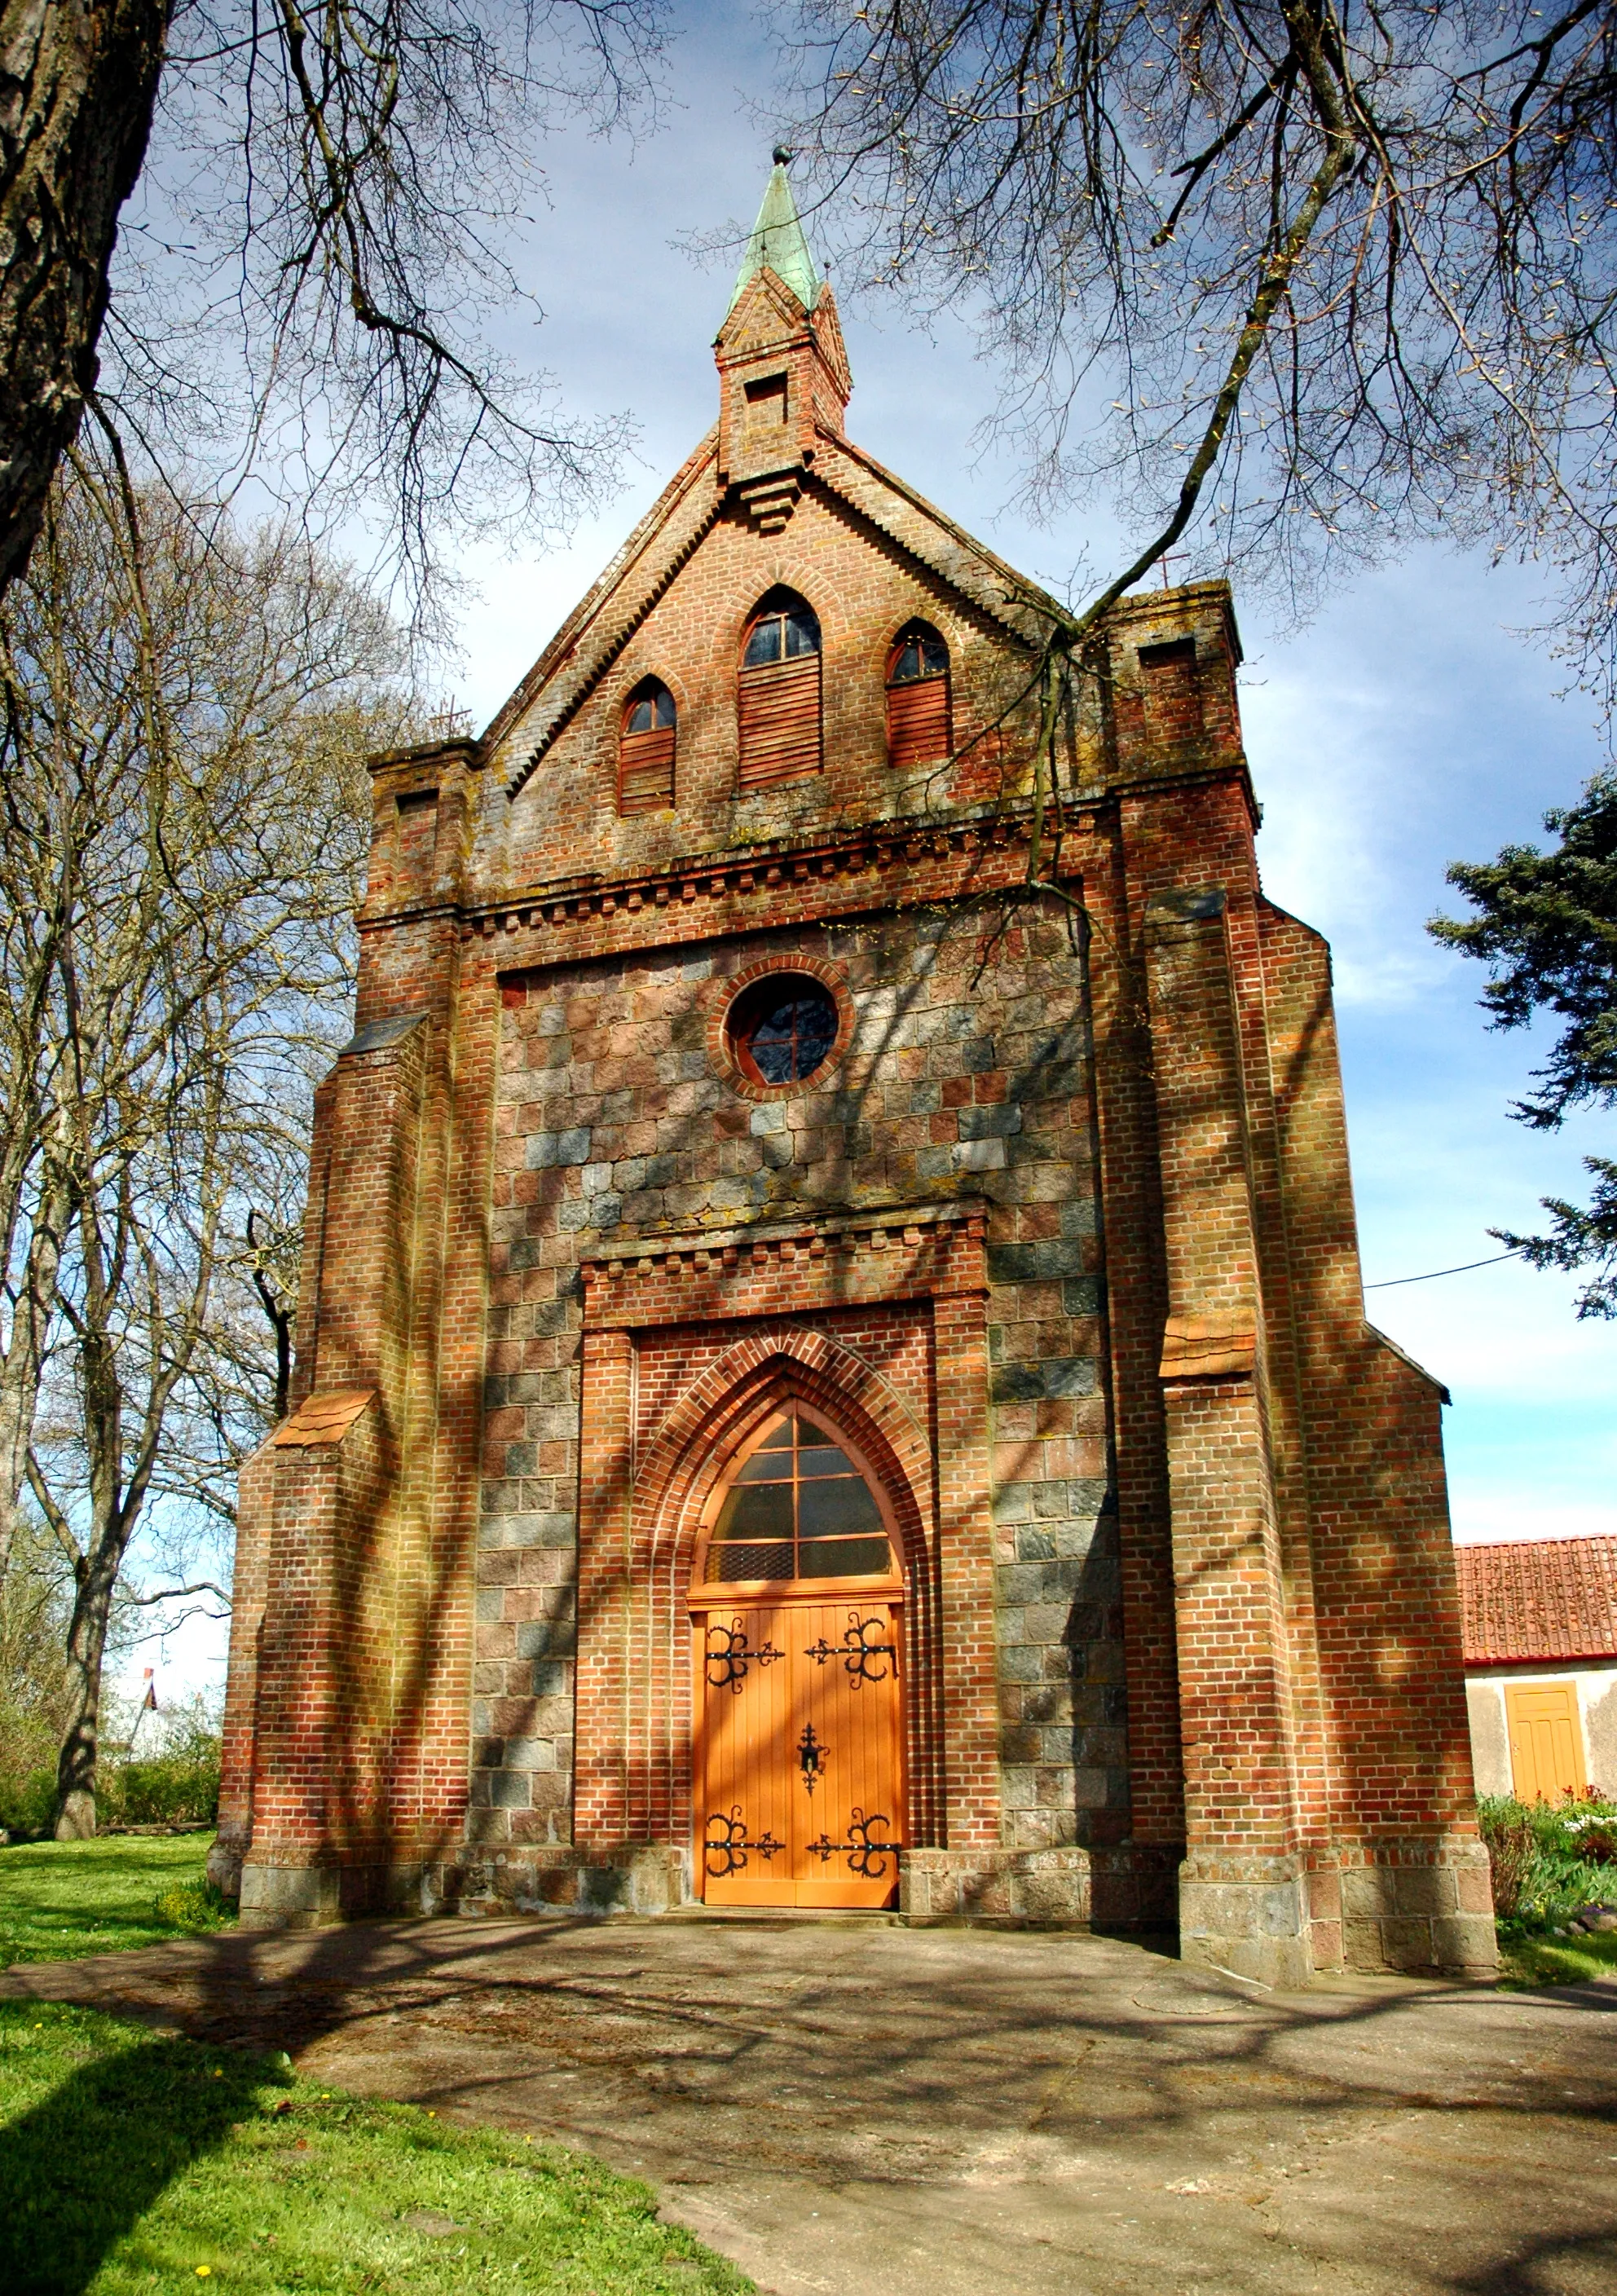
[127,1578,231,1606]
[0,1,669,620]
[782,0,1617,706]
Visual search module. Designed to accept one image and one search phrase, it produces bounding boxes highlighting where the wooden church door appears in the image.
[691,1408,904,1909]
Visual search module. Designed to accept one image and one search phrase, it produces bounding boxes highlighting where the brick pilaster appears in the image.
[574,1325,635,1845]
[1143,887,1308,1983]
[934,1285,1000,1849]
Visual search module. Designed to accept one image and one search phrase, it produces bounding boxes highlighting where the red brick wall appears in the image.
[482,487,1048,892]
[1258,906,1476,1840]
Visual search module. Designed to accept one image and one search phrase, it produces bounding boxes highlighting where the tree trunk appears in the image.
[53,1543,117,1837]
[0,0,170,593]
[0,1164,68,1587]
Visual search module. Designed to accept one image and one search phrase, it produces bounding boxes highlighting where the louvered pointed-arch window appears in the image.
[885,621,950,769]
[618,678,676,814]
[738,589,822,791]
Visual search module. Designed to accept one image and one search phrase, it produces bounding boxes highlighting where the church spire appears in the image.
[726,148,820,315]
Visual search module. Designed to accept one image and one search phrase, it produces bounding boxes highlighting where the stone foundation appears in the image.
[1176,1840,1498,1986]
[898,1847,1091,1924]
[1178,1850,1315,1990]
[236,1835,1496,1976]
[1307,1839,1497,1976]
[426,1844,690,1919]
[239,1858,344,1931]
[238,1841,1173,1929]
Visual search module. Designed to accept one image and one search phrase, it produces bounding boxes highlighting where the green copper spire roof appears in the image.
[726,148,820,315]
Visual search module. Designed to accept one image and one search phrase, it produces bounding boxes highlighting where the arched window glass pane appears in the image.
[705,1411,895,1585]
[889,626,948,684]
[623,678,676,734]
[744,617,782,667]
[743,598,821,668]
[784,606,820,657]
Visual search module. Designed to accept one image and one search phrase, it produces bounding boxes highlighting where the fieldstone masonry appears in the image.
[213,163,1496,1982]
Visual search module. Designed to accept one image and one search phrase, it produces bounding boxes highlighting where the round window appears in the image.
[726,975,839,1087]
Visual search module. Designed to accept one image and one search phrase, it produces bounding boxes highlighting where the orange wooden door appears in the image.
[1505,1680,1588,1803]
[793,1602,904,1908]
[694,1601,902,1908]
[695,1607,796,1906]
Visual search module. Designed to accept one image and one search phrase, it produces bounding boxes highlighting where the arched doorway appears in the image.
[690,1403,905,1908]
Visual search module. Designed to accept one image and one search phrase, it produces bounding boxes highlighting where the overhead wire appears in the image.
[1364,1249,1523,1290]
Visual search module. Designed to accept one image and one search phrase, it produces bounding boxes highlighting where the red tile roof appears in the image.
[1456,1537,1617,1667]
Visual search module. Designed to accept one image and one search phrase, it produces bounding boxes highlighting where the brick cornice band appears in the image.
[580,1203,988,1331]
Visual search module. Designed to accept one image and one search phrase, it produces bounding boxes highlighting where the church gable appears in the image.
[478,310,1082,895]
[485,428,721,792]
[488,477,1041,894]
[716,264,813,359]
[491,436,1046,785]
[480,159,1078,873]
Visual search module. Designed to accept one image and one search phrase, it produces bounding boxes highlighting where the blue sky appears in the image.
[137,2,1615,1713]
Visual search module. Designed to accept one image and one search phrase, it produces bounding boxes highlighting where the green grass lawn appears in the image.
[0,2000,750,2296]
[1496,1925,1617,1989]
[0,1835,235,1968]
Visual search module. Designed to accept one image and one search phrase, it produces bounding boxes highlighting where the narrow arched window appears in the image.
[618,677,676,814]
[738,588,822,791]
[885,621,950,769]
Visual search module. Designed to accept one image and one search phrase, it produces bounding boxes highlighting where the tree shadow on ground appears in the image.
[8,1915,1617,2293]
[0,2021,278,2296]
[1456,2227,1617,2294]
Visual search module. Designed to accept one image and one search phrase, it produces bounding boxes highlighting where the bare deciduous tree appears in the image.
[784,2,1617,698]
[0,0,665,613]
[0,456,413,1834]
[0,1510,75,1813]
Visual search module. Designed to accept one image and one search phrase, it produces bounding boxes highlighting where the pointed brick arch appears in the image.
[574,1325,946,1860]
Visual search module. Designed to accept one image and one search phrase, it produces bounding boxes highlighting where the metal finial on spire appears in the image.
[726,153,820,315]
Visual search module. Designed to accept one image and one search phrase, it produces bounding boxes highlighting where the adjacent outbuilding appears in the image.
[1460,1536,1617,1801]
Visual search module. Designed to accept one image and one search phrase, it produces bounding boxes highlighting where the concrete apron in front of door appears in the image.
[5,1916,1614,2295]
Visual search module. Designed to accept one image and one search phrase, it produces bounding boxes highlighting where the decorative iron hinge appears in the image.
[705,1616,784,1693]
[805,1807,897,1880]
[703,1806,784,1878]
[804,1611,898,1686]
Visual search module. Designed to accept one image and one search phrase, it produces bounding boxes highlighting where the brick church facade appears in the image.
[214,163,1496,1985]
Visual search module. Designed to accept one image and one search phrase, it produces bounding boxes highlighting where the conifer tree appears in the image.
[1434,773,1617,1317]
